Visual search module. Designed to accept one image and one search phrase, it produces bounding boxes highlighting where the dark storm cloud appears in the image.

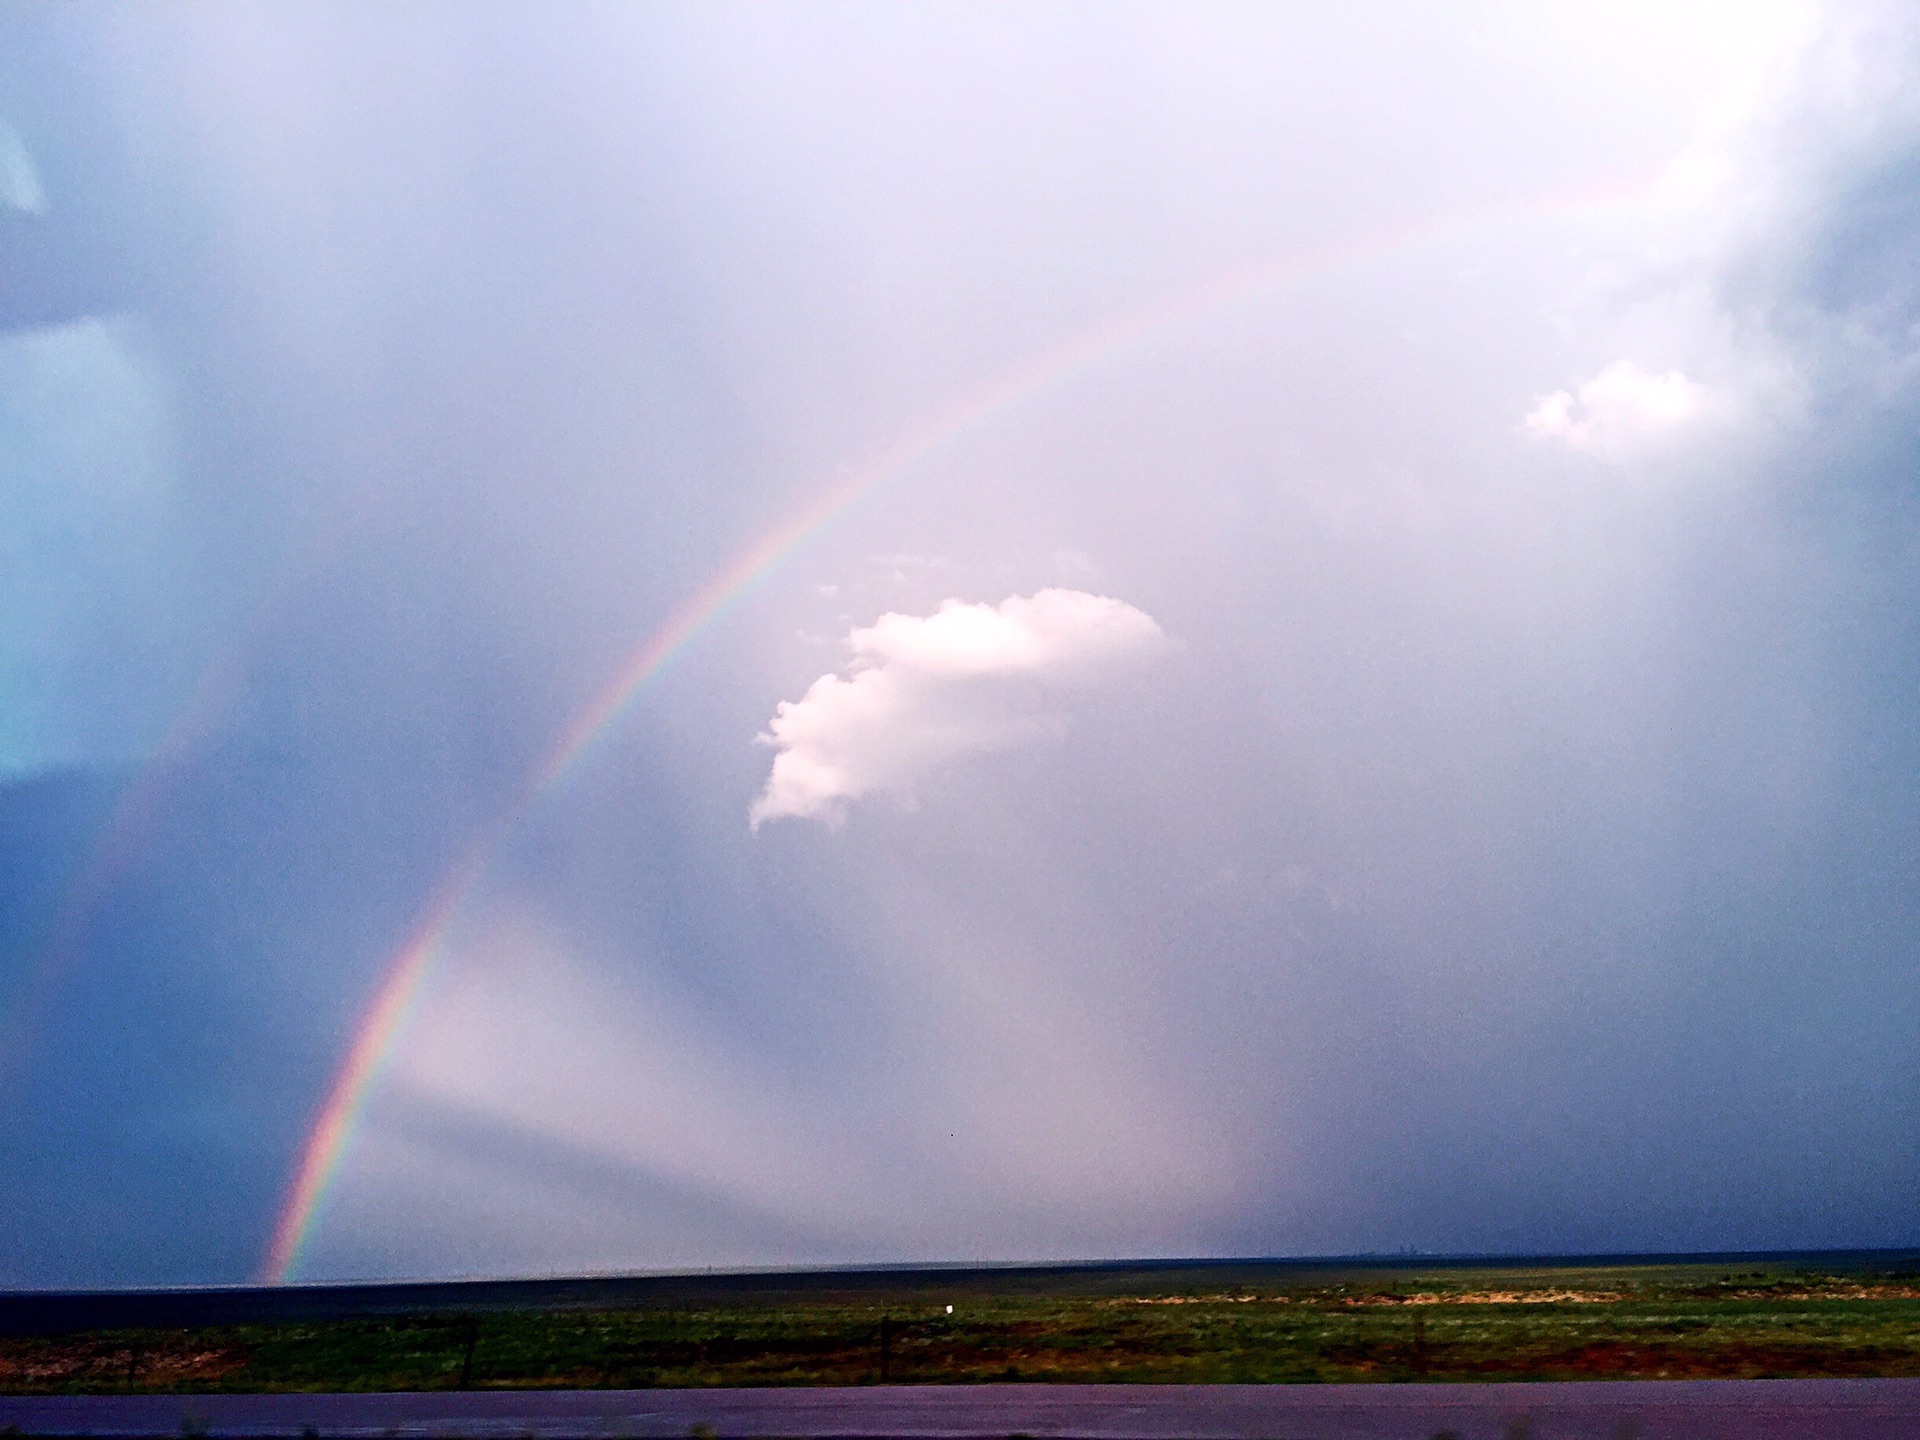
[0,4,756,1282]
[3,2,1918,1286]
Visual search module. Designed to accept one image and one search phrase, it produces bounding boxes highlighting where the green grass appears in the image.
[5,1261,1919,1393]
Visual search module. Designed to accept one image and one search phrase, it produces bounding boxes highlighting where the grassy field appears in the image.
[4,1260,1919,1393]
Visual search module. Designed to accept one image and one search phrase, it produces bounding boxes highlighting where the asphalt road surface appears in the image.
[4,1380,1919,1438]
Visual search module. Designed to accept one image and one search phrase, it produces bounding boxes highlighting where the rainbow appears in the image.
[259,175,1658,1282]
[4,503,411,1086]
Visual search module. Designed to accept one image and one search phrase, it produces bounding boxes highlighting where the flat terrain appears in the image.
[3,1254,1918,1395]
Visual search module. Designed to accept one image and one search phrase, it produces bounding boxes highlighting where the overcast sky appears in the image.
[2,0,1917,1286]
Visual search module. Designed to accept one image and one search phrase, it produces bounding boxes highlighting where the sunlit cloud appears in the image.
[1524,361,1709,458]
[751,589,1162,828]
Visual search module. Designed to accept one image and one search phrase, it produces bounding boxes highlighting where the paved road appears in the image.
[4,1380,1919,1438]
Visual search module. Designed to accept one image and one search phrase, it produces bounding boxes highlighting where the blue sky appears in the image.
[1,0,1917,1287]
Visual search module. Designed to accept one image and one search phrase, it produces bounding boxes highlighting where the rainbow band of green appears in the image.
[259,178,1654,1283]
[3,524,386,1087]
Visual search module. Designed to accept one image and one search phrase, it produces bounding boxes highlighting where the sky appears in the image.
[0,0,1916,1287]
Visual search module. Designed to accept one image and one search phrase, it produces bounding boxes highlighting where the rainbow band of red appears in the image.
[259,179,1656,1283]
[258,859,483,1282]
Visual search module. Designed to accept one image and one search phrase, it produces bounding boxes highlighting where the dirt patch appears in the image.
[1354,1291,1625,1306]
[1452,1340,1920,1380]
[0,1338,248,1391]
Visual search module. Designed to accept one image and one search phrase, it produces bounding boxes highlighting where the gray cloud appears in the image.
[5,2,1920,1287]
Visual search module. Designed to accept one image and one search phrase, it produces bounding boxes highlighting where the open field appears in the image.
[3,1255,1918,1394]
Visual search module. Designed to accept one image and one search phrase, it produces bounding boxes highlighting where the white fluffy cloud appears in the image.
[751,589,1162,828]
[1524,360,1709,457]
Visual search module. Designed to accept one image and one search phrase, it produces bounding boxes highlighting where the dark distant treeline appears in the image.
[4,1249,1917,1338]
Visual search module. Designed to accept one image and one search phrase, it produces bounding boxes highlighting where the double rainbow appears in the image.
[259,179,1653,1281]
